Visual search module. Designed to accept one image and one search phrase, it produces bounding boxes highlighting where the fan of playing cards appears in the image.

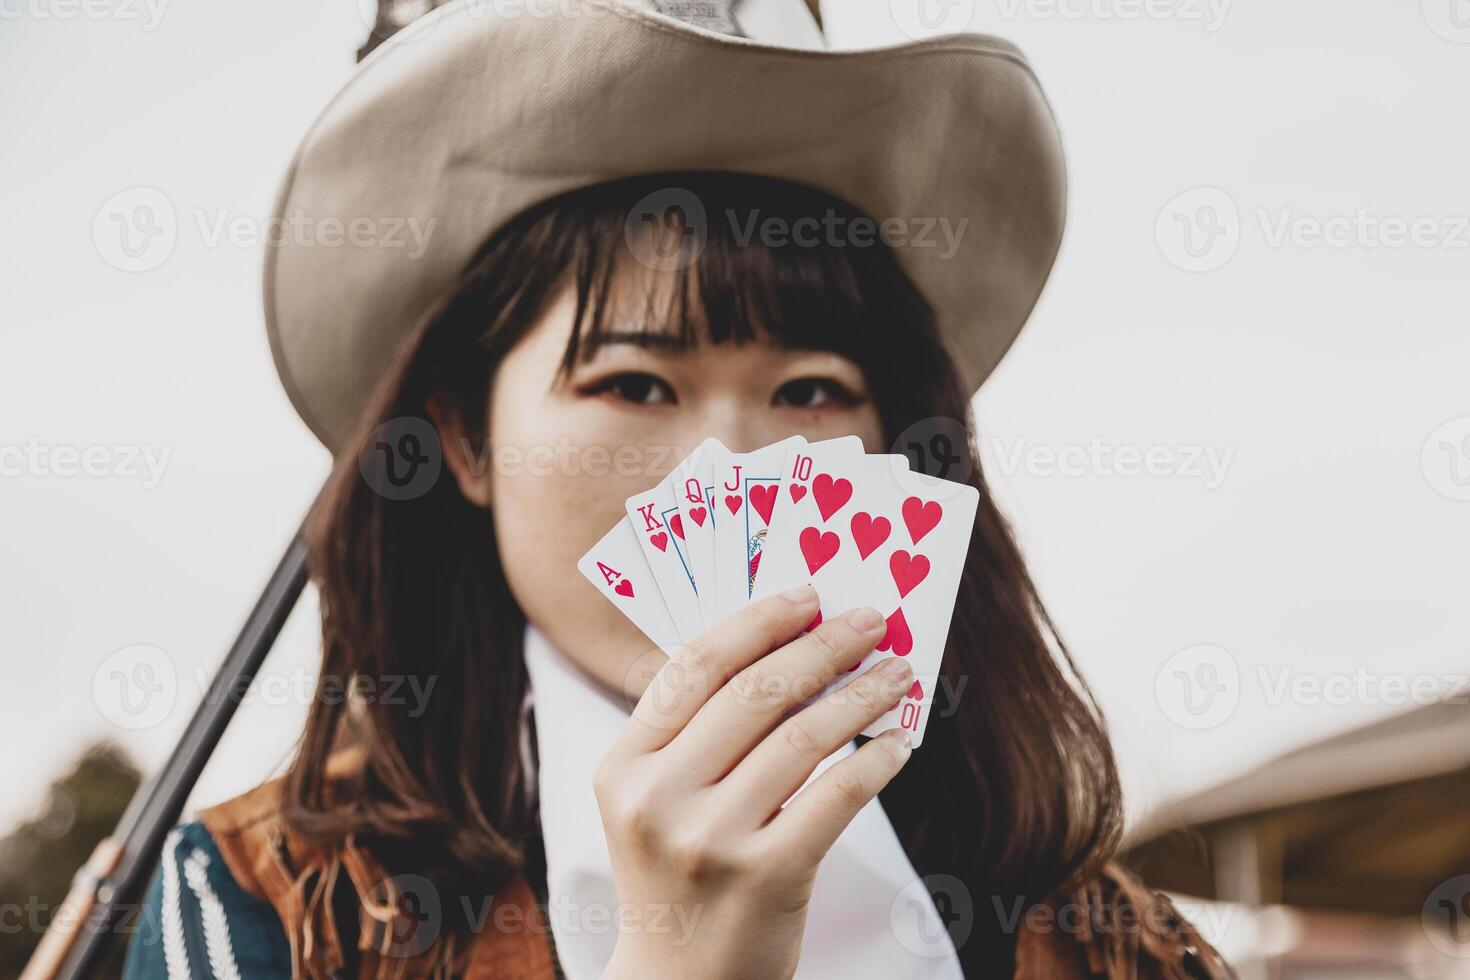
[579,436,978,748]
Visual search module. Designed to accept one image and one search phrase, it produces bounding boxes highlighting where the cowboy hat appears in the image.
[264,0,1066,452]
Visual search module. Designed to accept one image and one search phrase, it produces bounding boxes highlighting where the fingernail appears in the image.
[849,607,884,631]
[884,727,914,755]
[782,584,816,603]
[877,657,912,681]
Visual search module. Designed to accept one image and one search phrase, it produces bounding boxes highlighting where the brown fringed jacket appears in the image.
[144,773,1232,980]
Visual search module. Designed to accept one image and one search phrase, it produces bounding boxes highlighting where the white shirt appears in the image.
[522,623,963,979]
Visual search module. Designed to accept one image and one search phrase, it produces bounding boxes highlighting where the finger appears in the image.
[666,606,887,784]
[761,727,914,862]
[716,655,915,824]
[610,585,820,758]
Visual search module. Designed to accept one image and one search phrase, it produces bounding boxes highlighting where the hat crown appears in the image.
[642,0,826,48]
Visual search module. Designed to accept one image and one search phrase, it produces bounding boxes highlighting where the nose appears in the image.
[687,397,798,457]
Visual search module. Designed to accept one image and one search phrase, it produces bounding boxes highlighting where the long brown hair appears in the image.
[285,170,1123,973]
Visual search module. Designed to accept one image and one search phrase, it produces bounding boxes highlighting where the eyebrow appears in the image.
[575,324,818,362]
[585,329,693,352]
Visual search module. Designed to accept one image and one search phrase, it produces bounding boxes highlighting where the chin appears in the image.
[531,606,663,697]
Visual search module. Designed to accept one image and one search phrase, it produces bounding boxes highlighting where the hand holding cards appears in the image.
[579,435,977,747]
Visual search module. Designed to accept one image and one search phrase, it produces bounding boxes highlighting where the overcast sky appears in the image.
[2,0,1467,836]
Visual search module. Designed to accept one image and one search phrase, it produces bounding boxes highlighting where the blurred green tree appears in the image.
[0,744,139,980]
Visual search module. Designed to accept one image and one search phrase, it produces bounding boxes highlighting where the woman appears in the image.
[124,2,1231,978]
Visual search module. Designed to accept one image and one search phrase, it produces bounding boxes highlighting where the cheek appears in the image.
[486,387,607,630]
[490,465,591,611]
[772,402,885,454]
[484,363,672,680]
[851,403,886,453]
[486,392,666,594]
[481,303,610,625]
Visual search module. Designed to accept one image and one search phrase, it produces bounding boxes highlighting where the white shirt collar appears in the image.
[522,622,963,979]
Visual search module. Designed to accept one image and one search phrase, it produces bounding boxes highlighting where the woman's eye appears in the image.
[594,372,676,406]
[773,377,859,409]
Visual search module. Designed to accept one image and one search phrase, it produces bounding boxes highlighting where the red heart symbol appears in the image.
[850,512,891,560]
[669,514,685,540]
[650,532,669,552]
[889,550,929,598]
[614,579,634,598]
[789,484,807,503]
[749,484,778,526]
[799,526,840,574]
[724,494,743,515]
[906,680,923,700]
[812,473,853,522]
[902,497,942,544]
[805,609,823,634]
[689,506,707,527]
[876,608,913,656]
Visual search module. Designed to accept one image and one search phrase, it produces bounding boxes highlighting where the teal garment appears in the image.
[123,821,292,979]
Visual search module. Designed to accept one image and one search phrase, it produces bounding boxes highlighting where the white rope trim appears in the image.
[182,848,243,980]
[160,830,190,980]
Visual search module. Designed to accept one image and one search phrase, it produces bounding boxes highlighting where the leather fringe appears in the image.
[1061,864,1235,979]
